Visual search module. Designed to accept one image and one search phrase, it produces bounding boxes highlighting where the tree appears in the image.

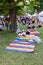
[0,0,29,32]
[29,0,39,12]
[22,0,39,14]
[35,0,43,11]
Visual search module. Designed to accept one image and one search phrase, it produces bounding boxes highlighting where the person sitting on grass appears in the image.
[26,29,30,35]
[31,25,35,32]
[37,22,42,28]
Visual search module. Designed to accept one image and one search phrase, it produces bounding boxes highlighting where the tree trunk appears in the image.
[10,8,17,32]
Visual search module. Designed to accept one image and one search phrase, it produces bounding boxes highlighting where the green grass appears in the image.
[0,26,43,65]
[18,24,27,30]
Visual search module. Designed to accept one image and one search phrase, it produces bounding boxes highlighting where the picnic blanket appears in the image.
[5,40,35,53]
[5,31,41,53]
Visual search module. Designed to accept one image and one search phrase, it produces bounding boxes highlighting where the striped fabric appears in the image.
[5,40,35,53]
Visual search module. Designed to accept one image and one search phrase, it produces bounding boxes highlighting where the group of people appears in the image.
[0,16,11,31]
[17,15,42,29]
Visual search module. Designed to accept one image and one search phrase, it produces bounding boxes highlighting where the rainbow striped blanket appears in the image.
[5,40,35,53]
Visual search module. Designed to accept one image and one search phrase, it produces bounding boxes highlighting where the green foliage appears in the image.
[0,0,43,15]
[0,0,38,15]
[34,0,43,12]
[29,0,39,10]
[0,0,30,15]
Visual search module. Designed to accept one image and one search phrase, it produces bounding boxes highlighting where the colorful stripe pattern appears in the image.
[5,40,35,53]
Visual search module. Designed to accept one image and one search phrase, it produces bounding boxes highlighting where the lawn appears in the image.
[0,25,43,65]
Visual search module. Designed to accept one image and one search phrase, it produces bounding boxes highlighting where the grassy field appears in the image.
[0,25,43,65]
